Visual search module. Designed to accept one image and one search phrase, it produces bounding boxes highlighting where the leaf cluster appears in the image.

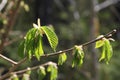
[95,35,113,64]
[18,19,58,60]
[17,19,115,80]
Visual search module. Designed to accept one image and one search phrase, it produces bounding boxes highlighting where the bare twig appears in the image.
[4,34,24,47]
[14,61,56,74]
[0,54,17,65]
[0,57,27,80]
[0,0,8,11]
[0,0,21,51]
[95,0,120,12]
[0,35,24,68]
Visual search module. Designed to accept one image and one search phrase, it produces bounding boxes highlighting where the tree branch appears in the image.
[0,54,17,65]
[13,61,56,74]
[0,57,27,80]
[0,0,8,12]
[42,29,117,57]
[94,0,120,12]
[0,0,21,51]
[4,34,24,47]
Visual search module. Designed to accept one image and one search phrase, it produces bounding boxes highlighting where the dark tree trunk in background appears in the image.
[35,0,53,25]
[90,0,99,80]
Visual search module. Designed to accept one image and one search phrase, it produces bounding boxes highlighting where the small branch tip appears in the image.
[113,29,117,32]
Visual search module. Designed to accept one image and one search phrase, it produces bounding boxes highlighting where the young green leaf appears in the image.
[99,45,105,61]
[21,68,31,80]
[18,40,25,58]
[58,52,67,65]
[11,74,19,80]
[33,23,39,28]
[22,74,30,80]
[95,40,104,48]
[41,26,58,51]
[105,39,113,63]
[37,34,44,58]
[95,35,104,48]
[26,68,31,75]
[37,66,46,80]
[99,38,113,64]
[72,46,84,67]
[25,28,37,59]
[34,33,44,60]
[34,36,41,60]
[47,63,58,80]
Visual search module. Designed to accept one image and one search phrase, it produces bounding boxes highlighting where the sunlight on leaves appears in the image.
[37,66,46,80]
[72,45,84,67]
[95,35,104,48]
[95,35,113,64]
[99,38,113,64]
[47,62,58,80]
[22,74,30,80]
[58,52,67,65]
[18,19,59,60]
[41,26,58,51]
[11,74,19,80]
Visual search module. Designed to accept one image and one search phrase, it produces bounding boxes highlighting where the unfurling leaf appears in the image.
[47,62,58,80]
[18,27,44,60]
[58,52,67,65]
[26,68,31,75]
[41,26,58,51]
[99,38,113,64]
[11,74,19,80]
[24,28,37,59]
[34,34,44,60]
[95,35,104,48]
[95,40,104,48]
[33,23,39,28]
[22,68,31,80]
[72,46,84,67]
[18,19,59,60]
[37,66,46,80]
[18,40,25,58]
[99,45,105,61]
[95,35,113,64]
[22,74,30,80]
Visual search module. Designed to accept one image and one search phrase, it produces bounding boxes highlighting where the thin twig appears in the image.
[0,35,24,68]
[0,0,8,11]
[0,57,27,80]
[42,29,117,57]
[94,0,120,12]
[4,34,24,47]
[0,54,17,65]
[14,61,55,74]
[0,0,21,51]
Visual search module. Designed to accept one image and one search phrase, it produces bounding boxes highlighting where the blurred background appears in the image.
[0,0,120,80]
